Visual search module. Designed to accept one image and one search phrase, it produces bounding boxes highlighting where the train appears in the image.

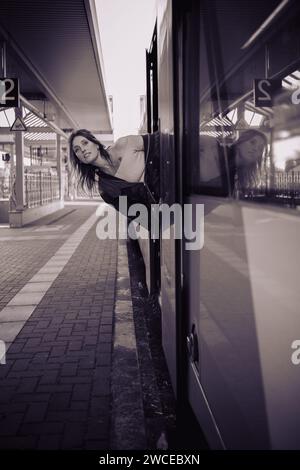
[139,0,300,449]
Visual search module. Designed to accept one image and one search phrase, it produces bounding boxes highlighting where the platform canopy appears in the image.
[0,0,113,136]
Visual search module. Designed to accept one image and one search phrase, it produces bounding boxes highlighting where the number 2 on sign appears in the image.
[257,80,271,101]
[0,79,15,104]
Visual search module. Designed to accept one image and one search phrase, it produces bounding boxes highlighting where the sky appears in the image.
[96,0,156,139]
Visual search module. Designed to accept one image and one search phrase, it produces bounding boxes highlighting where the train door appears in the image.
[183,0,300,449]
[146,24,158,135]
[144,23,161,295]
[156,0,180,392]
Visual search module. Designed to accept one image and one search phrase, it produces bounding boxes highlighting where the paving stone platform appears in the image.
[0,203,118,449]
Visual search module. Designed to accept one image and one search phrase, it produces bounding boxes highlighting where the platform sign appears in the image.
[10,116,27,132]
[254,78,282,107]
[0,78,20,108]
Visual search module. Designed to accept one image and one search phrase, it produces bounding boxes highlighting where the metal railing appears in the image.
[274,171,300,197]
[269,171,300,208]
[25,169,59,208]
[0,175,11,199]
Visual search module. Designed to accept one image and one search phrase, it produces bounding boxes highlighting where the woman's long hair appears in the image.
[69,129,112,192]
[229,129,268,195]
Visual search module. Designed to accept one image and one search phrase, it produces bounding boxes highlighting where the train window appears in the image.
[193,135,229,197]
[197,0,300,208]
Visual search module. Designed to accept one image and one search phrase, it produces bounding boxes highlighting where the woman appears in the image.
[69,129,160,214]
[228,129,267,198]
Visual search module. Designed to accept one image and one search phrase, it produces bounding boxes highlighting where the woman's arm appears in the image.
[114,135,144,153]
[108,135,145,182]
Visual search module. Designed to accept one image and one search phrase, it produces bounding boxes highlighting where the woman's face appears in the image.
[237,136,265,166]
[72,135,99,165]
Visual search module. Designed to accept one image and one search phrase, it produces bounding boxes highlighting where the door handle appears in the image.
[187,324,199,366]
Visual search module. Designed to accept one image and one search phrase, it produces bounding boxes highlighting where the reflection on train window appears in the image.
[199,136,220,182]
[195,135,228,196]
[228,129,268,200]
[198,0,300,209]
[271,87,300,207]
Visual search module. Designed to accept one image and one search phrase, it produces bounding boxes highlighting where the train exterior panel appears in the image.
[187,195,300,449]
[145,0,300,449]
[157,0,178,393]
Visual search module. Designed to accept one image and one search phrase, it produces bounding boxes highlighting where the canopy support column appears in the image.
[14,107,25,210]
[56,134,63,200]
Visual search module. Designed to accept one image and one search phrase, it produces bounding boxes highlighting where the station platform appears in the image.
[0,201,175,450]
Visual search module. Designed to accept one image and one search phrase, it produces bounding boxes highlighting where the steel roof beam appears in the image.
[84,0,113,131]
[0,24,78,131]
[20,95,68,139]
[0,126,55,134]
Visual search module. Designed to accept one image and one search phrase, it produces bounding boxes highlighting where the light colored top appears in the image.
[108,135,145,183]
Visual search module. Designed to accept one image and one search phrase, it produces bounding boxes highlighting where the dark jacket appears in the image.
[97,132,160,218]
